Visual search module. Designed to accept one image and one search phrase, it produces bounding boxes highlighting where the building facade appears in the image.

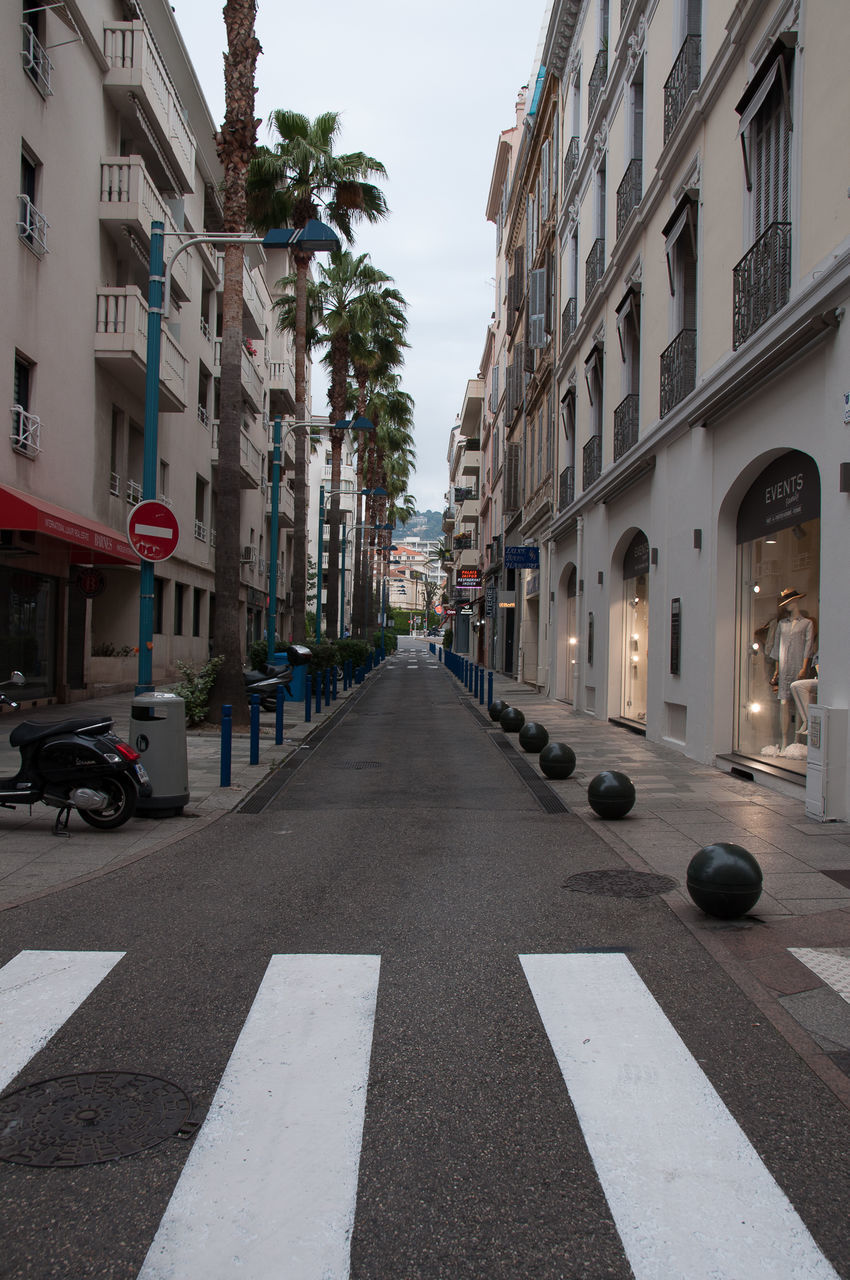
[2,0,301,703]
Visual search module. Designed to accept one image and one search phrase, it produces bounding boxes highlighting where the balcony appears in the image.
[559,465,575,510]
[613,394,639,460]
[98,157,189,299]
[103,22,196,193]
[21,22,52,97]
[660,329,697,417]
[562,296,577,346]
[563,136,579,190]
[732,222,792,350]
[588,48,608,118]
[241,264,267,340]
[585,238,605,299]
[17,195,48,258]
[10,407,40,458]
[266,480,295,529]
[95,287,188,411]
[267,358,296,416]
[456,491,480,521]
[461,447,481,478]
[616,159,642,239]
[664,36,701,145]
[211,422,264,489]
[442,505,456,533]
[213,339,265,414]
[583,435,602,488]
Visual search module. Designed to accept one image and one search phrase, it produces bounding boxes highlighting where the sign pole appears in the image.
[137,221,165,694]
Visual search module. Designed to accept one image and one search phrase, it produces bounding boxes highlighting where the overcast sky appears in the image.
[171,0,549,512]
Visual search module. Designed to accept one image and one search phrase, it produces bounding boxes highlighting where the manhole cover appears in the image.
[334,761,383,770]
[563,870,678,898]
[0,1072,192,1167]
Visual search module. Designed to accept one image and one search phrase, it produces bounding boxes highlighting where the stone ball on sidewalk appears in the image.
[499,706,525,733]
[518,722,549,753]
[539,742,577,779]
[488,699,508,723]
[686,842,763,919]
[587,771,636,819]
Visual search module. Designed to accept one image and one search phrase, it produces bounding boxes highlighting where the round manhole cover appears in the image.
[0,1072,192,1167]
[563,870,678,899]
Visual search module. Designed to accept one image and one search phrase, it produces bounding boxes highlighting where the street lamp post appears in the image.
[316,482,384,642]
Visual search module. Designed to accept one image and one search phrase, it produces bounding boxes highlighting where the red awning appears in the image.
[0,484,139,565]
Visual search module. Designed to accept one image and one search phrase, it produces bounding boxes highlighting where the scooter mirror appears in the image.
[10,672,25,686]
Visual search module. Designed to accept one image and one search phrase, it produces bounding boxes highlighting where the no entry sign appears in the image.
[127,500,179,562]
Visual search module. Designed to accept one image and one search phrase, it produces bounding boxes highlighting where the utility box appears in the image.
[806,706,848,822]
[130,692,189,817]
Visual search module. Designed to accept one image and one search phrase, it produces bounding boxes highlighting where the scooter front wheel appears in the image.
[77,776,137,830]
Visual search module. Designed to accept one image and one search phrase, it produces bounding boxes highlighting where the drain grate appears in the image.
[563,869,678,898]
[0,1072,193,1167]
[335,760,382,770]
[489,733,570,814]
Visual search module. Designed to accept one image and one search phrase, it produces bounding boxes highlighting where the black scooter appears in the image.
[243,662,293,711]
[0,673,150,834]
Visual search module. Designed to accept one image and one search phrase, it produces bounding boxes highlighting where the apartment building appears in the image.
[467,0,850,816]
[307,428,359,636]
[2,0,300,703]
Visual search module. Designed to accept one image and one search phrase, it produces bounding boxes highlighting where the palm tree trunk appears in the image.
[291,248,311,643]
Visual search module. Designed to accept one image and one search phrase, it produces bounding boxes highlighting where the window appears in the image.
[194,476,208,540]
[615,288,641,458]
[661,193,698,415]
[174,583,185,636]
[583,344,604,488]
[11,353,39,455]
[154,578,164,635]
[18,149,47,257]
[22,3,53,97]
[159,460,169,504]
[664,0,701,143]
[617,64,644,237]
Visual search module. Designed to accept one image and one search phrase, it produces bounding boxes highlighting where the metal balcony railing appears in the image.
[585,238,605,298]
[616,159,642,238]
[664,36,701,144]
[559,465,575,510]
[660,329,697,417]
[583,435,602,488]
[613,394,640,460]
[194,519,207,542]
[562,296,577,345]
[126,479,143,505]
[563,136,579,190]
[17,195,48,257]
[588,48,608,118]
[21,23,52,96]
[10,406,40,457]
[110,472,121,496]
[732,222,792,349]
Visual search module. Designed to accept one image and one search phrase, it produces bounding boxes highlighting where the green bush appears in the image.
[442,627,453,651]
[336,637,370,668]
[248,638,270,671]
[174,654,224,726]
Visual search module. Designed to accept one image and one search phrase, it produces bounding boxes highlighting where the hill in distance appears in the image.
[393,511,443,543]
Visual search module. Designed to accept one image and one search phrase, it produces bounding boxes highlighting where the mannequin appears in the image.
[790,653,818,739]
[769,588,814,748]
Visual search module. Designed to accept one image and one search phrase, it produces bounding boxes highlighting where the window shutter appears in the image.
[541,140,550,217]
[528,267,546,348]
[505,442,521,511]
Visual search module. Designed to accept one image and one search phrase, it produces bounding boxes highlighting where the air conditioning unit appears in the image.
[240,545,256,564]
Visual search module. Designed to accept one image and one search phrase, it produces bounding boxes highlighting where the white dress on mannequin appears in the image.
[770,615,814,701]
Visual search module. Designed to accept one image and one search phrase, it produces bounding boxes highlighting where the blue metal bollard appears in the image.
[324,667,330,707]
[220,704,232,787]
[479,667,485,705]
[275,683,284,745]
[332,666,338,700]
[488,670,494,707]
[439,647,443,663]
[250,693,260,764]
[305,674,312,723]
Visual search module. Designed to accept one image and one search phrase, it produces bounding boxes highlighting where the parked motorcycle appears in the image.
[0,672,150,833]
[243,662,293,711]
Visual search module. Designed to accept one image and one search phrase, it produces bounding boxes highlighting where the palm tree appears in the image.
[208,0,260,725]
[246,111,388,642]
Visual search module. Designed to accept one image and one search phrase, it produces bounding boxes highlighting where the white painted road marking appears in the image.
[0,950,125,1093]
[137,953,380,1280]
[790,947,850,1002]
[521,951,839,1280]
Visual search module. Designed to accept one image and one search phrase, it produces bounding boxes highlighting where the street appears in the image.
[1,641,850,1279]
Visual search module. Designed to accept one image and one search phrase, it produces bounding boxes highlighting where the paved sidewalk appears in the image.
[0,670,368,910]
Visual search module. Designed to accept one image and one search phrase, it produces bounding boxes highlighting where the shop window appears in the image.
[621,532,649,725]
[734,451,819,777]
[192,588,203,638]
[174,582,185,636]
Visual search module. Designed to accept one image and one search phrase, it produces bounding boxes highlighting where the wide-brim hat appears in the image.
[778,587,806,608]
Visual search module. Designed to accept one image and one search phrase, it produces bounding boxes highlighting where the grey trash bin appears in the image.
[130,692,189,817]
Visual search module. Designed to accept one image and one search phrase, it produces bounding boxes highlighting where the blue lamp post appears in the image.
[316,479,385,641]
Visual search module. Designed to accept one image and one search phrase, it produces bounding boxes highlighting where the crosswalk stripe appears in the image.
[0,949,125,1094]
[520,952,839,1280]
[137,953,380,1280]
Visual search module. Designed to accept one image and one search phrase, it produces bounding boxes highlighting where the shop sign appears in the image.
[504,545,539,568]
[736,450,820,544]
[460,605,474,616]
[623,532,649,578]
[75,568,106,598]
[457,568,482,590]
[485,585,497,616]
[498,591,516,609]
[526,571,540,597]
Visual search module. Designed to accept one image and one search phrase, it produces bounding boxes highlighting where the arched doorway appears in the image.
[620,531,649,726]
[734,450,820,776]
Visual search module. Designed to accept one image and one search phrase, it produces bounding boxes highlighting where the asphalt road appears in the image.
[1,642,849,1279]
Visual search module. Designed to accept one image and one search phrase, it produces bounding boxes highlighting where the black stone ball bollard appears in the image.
[518,722,549,753]
[539,742,577,779]
[488,699,508,723]
[499,706,525,733]
[587,770,636,819]
[686,843,763,919]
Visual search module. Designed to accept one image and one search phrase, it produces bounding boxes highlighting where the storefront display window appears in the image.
[734,452,820,777]
[565,566,577,705]
[621,532,649,725]
[0,566,57,697]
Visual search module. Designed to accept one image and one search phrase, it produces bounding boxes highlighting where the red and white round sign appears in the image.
[127,500,180,562]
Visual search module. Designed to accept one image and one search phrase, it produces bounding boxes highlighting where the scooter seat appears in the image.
[10,717,114,747]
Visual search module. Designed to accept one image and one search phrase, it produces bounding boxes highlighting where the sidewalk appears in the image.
[438,645,850,1108]
[0,671,367,910]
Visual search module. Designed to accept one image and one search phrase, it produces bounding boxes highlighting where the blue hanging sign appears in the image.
[504,545,540,568]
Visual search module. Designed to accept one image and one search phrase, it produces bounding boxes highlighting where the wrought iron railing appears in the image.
[583,435,602,488]
[562,296,577,345]
[588,48,608,118]
[17,194,48,257]
[664,36,701,144]
[659,329,697,417]
[21,23,53,96]
[613,394,639,460]
[10,406,40,456]
[732,222,792,350]
[559,465,575,510]
[563,136,579,189]
[585,238,605,298]
[616,159,643,239]
[126,479,143,505]
[194,519,207,542]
